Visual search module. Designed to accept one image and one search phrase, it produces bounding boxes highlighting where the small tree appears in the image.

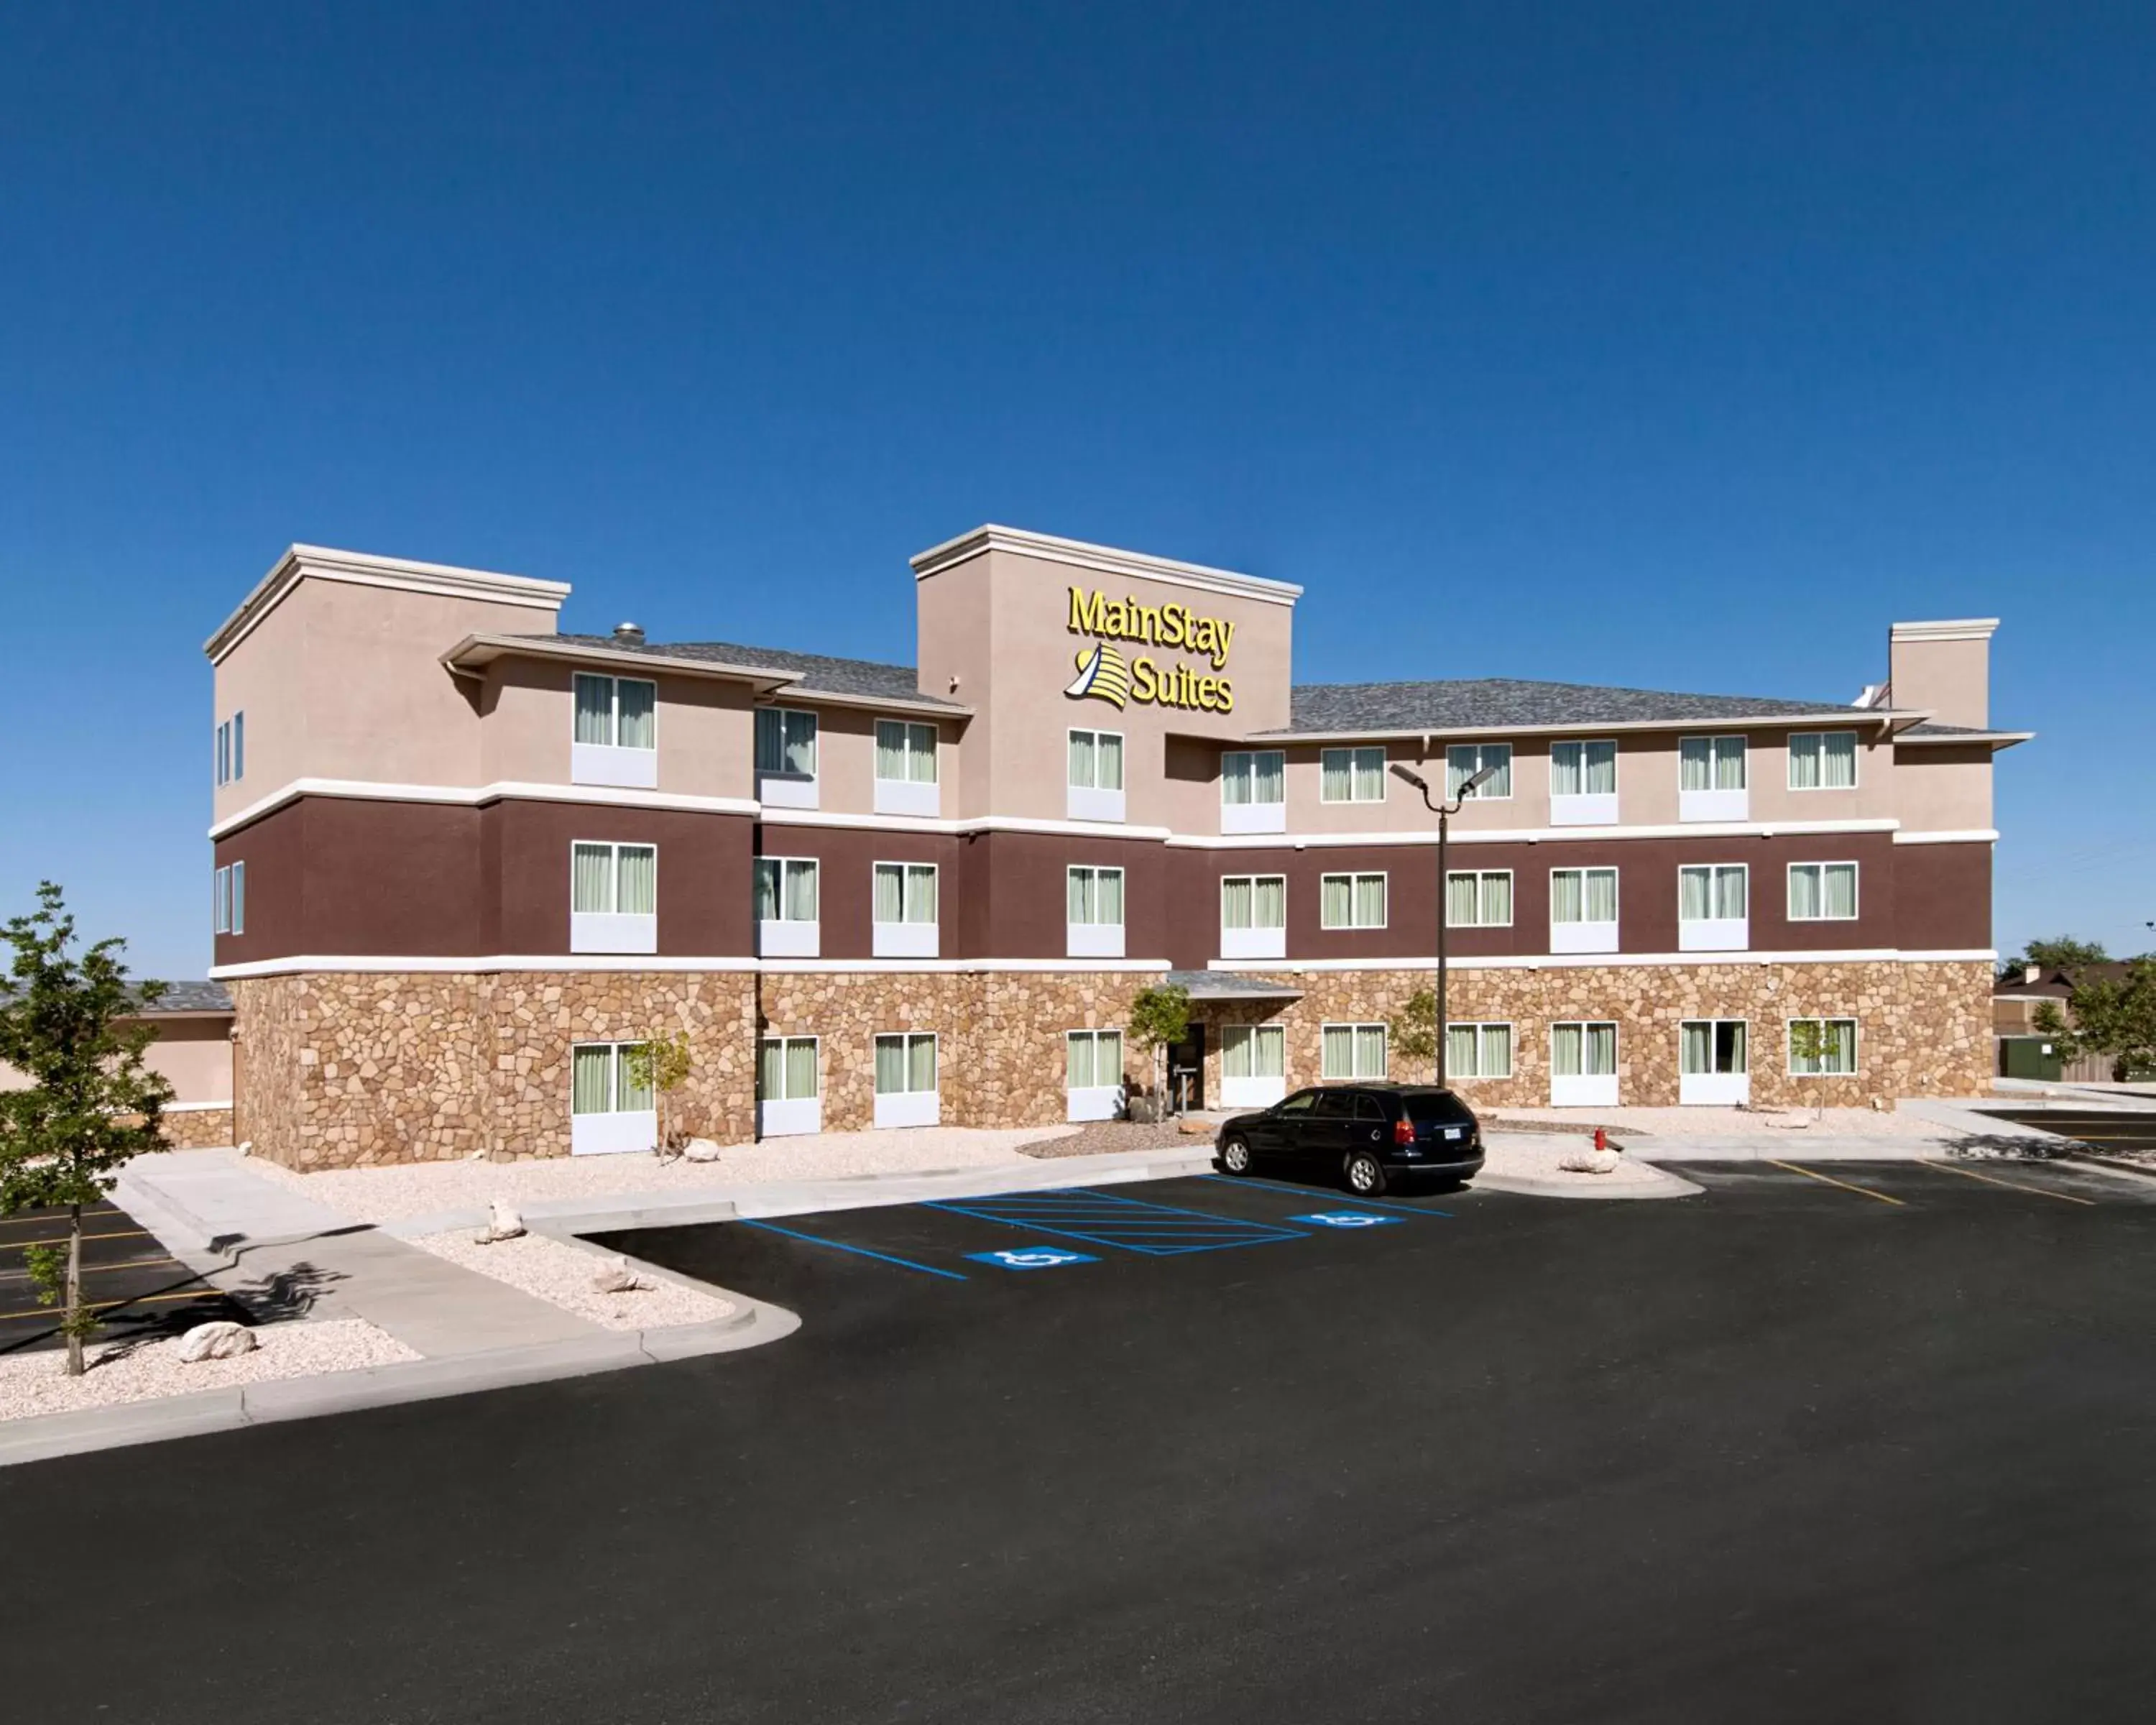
[1786,1021,1839,1121]
[1126,984,1191,1118]
[622,1032,694,1156]
[1391,988,1439,1082]
[2035,959,2156,1082]
[0,883,174,1376]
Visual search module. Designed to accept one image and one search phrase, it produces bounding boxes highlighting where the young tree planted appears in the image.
[622,1032,694,1156]
[1125,984,1192,1118]
[1391,988,1440,1083]
[0,883,174,1376]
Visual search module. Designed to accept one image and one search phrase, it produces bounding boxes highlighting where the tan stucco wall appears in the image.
[1889,745,1994,832]
[478,659,759,799]
[1890,634,1990,730]
[0,1018,231,1106]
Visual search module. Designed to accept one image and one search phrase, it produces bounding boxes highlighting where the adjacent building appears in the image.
[204,529,2027,1167]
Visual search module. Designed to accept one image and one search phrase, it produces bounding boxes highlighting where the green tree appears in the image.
[2003,936,2110,975]
[1391,988,1439,1082]
[622,1032,694,1154]
[0,883,174,1376]
[2034,959,2156,1082]
[1785,1021,1841,1120]
[1125,984,1191,1118]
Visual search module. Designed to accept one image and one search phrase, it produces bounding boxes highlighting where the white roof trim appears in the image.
[1208,949,1996,972]
[1170,817,1902,850]
[1245,709,1917,744]
[211,954,1172,979]
[1892,829,1999,845]
[206,545,569,664]
[1889,619,2000,643]
[911,524,1302,606]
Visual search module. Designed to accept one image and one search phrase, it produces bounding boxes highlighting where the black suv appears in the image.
[1215,1084,1483,1195]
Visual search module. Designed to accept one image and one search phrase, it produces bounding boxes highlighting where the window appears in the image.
[1787,1018,1858,1076]
[875,1033,938,1095]
[872,862,939,924]
[1221,750,1286,806]
[1320,748,1386,803]
[875,720,939,784]
[754,857,820,922]
[571,842,658,915]
[1222,1024,1286,1080]
[1445,1023,1514,1080]
[1446,870,1513,926]
[1788,862,1859,921]
[232,712,244,781]
[755,707,819,776]
[230,860,244,934]
[213,864,243,935]
[1788,730,1858,791]
[1447,742,1512,799]
[1549,1021,1618,1107]
[1319,873,1387,930]
[1321,1023,1388,1079]
[572,1042,655,1116]
[1550,740,1617,796]
[758,1036,820,1100]
[1550,868,1618,924]
[1067,866,1125,926]
[1680,735,1745,792]
[1678,865,1748,921]
[1066,1030,1124,1089]
[1221,875,1287,930]
[214,718,238,787]
[1681,1021,1748,1075]
[1068,729,1125,791]
[573,674,657,750]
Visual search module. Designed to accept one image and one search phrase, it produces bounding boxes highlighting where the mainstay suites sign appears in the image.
[1064,585,1238,713]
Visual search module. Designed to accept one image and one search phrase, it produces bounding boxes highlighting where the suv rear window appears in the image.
[1403,1091,1473,1125]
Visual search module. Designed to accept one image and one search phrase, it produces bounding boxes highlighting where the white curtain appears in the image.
[617,1046,653,1112]
[1825,1020,1854,1072]
[754,709,784,773]
[875,1034,906,1095]
[874,863,904,924]
[1222,877,1253,929]
[1552,1023,1582,1076]
[1481,872,1512,925]
[616,681,655,750]
[1451,743,1511,798]
[1715,737,1745,790]
[1252,1026,1284,1077]
[1322,751,1353,801]
[1355,1024,1386,1077]
[1354,750,1383,801]
[1551,870,1583,924]
[1222,1026,1253,1079]
[1222,753,1252,806]
[1823,862,1856,919]
[1323,875,1353,927]
[906,864,937,923]
[572,843,613,914]
[1715,866,1746,919]
[1254,876,1285,928]
[783,711,816,775]
[1821,731,1856,788]
[877,721,908,781]
[1585,869,1617,922]
[754,858,778,921]
[785,1039,817,1100]
[1680,868,1710,922]
[1095,1031,1122,1084]
[1069,868,1093,924]
[616,846,656,915]
[1447,872,1479,925]
[1097,868,1123,925]
[1447,1024,1477,1076]
[1583,740,1616,794]
[759,1039,784,1100]
[1680,737,1711,792]
[572,1044,614,1114]
[1723,1021,1748,1074]
[1069,730,1095,788]
[1322,1024,1353,1077]
[1680,1021,1710,1074]
[1480,1024,1512,1078]
[1354,875,1385,927]
[1067,1033,1096,1089]
[907,724,937,783]
[1097,732,1123,791]
[1789,864,1821,920]
[786,859,818,922]
[1585,1023,1616,1075]
[575,675,614,746]
[909,1034,936,1092]
[1253,751,1284,802]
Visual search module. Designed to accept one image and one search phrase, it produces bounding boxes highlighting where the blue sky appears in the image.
[1,2,2150,978]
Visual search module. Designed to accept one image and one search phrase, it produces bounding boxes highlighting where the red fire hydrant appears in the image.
[1593,1126,1610,1154]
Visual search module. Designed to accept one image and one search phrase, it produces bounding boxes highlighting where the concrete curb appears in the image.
[1477,1165,1702,1200]
[0,1297,799,1471]
[2067,1151,2156,1185]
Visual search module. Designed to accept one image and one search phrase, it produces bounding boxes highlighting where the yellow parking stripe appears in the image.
[0,1257,182,1283]
[0,1288,225,1322]
[1767,1160,1905,1205]
[1916,1159,2098,1205]
[0,1228,156,1249]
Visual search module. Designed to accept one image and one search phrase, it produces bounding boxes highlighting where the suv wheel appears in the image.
[1344,1149,1388,1196]
[1219,1135,1253,1176]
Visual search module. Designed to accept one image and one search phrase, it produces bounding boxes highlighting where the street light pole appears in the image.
[1391,760,1498,1090]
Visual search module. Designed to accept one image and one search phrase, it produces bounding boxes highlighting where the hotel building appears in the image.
[203,528,2024,1167]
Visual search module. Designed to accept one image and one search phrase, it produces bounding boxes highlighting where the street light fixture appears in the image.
[1392,760,1499,1087]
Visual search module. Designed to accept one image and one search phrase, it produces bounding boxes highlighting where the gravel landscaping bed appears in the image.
[1019,1119,1207,1159]
[414,1230,737,1331]
[0,1319,416,1423]
[248,1125,1073,1223]
[1492,1105,1948,1140]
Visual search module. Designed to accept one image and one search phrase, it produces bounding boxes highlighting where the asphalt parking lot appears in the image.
[4,1158,2155,1724]
[1978,1106,2156,1159]
[0,1198,241,1354]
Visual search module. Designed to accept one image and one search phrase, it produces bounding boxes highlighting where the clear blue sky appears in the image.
[2,2,2150,978]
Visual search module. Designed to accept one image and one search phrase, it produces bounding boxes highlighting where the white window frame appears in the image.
[1445,742,1513,801]
[1066,865,1127,959]
[754,855,821,959]
[229,860,244,935]
[572,673,660,790]
[1677,862,1749,952]
[570,840,658,955]
[1677,735,1746,822]
[569,1039,659,1155]
[758,1035,822,1136]
[212,865,230,935]
[1787,860,1861,922]
[755,706,821,809]
[231,712,244,783]
[1320,1022,1389,1080]
[872,1031,940,1128]
[1549,1020,1620,1108]
[1786,1017,1860,1077]
[1445,869,1514,928]
[872,861,940,959]
[1067,727,1127,824]
[1319,747,1388,804]
[214,719,230,788]
[1065,1029,1125,1121]
[1548,866,1619,954]
[1220,1024,1288,1109]
[873,719,941,818]
[1678,1018,1751,1106]
[1220,873,1287,960]
[1445,1021,1514,1081]
[1549,739,1619,824]
[1220,749,1286,834]
[1787,730,1859,792]
[1319,872,1388,931]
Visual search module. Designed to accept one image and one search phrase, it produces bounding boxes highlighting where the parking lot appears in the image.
[1978,1106,2156,1161]
[0,1199,240,1354]
[6,1155,2156,1724]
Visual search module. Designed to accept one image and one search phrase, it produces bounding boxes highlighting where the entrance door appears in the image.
[1166,1024,1205,1112]
[1679,1019,1749,1105]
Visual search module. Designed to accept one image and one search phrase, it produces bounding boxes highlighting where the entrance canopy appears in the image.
[1162,970,1304,1004]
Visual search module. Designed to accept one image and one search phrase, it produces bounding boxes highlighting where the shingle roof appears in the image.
[545,635,965,709]
[1254,678,1863,737]
[140,981,233,1014]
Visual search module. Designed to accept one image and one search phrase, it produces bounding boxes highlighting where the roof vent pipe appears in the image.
[612,622,645,647]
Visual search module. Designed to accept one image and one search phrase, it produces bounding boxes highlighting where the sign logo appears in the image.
[1065,586,1236,714]
[964,1247,1099,1271]
[1289,1213,1405,1229]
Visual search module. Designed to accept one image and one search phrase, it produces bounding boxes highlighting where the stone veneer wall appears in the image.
[1206,960,1995,1110]
[230,972,759,1169]
[157,1107,236,1150]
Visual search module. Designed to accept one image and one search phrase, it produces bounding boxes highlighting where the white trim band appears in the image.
[909,524,1303,606]
[210,778,763,840]
[161,1100,235,1113]
[1207,949,1996,972]
[1891,829,1999,845]
[210,954,1172,980]
[1171,818,1904,850]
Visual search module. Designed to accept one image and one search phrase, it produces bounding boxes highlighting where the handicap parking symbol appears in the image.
[1288,1212,1404,1230]
[964,1246,1100,1271]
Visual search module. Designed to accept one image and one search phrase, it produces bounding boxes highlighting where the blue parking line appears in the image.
[926,1185,1309,1258]
[739,1219,969,1281]
[1202,1175,1452,1218]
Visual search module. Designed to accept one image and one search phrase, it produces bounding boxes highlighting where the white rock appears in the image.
[681,1138,723,1163]
[176,1320,258,1362]
[590,1255,648,1294]
[1557,1147,1623,1175]
[476,1198,526,1243]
